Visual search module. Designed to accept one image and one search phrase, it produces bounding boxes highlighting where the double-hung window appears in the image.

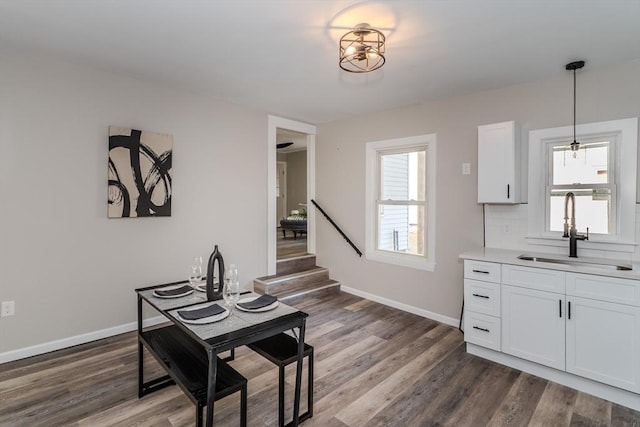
[528,118,637,251]
[365,134,436,271]
[547,137,616,235]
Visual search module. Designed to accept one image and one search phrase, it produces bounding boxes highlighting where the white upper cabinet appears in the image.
[477,121,524,204]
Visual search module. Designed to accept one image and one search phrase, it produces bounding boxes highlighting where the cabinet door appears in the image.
[478,121,518,203]
[566,296,640,393]
[502,285,565,370]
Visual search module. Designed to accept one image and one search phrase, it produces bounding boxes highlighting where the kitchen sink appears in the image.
[517,255,633,271]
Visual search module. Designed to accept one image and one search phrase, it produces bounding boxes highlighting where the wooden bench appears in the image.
[248,333,313,426]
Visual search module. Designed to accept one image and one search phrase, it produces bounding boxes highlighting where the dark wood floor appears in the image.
[277,230,307,260]
[1,291,639,426]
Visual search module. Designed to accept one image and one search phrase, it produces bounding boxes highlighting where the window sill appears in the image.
[525,235,638,253]
[365,251,435,271]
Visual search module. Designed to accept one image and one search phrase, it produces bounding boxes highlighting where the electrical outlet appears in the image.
[1,301,15,317]
[462,163,471,175]
[503,224,511,234]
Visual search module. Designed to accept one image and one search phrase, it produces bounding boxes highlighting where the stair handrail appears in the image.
[311,199,362,257]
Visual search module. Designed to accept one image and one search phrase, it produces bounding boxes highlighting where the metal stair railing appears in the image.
[310,199,362,257]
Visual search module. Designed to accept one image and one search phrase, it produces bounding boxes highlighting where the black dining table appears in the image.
[136,281,308,426]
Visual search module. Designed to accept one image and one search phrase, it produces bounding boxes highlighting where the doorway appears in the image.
[267,116,317,275]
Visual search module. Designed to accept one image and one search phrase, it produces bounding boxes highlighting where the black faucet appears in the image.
[206,245,225,301]
[562,192,588,258]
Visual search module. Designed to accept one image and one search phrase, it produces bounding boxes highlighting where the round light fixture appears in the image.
[339,23,385,73]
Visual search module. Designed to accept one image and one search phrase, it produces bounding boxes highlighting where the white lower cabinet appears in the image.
[501,284,566,370]
[566,295,640,393]
[464,260,640,399]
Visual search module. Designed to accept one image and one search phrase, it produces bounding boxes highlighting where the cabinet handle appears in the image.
[472,293,490,299]
[568,301,571,320]
[472,269,490,274]
[473,326,490,333]
[507,184,510,199]
[559,299,562,318]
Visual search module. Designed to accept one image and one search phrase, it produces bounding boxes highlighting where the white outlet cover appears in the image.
[1,301,15,317]
[462,163,471,175]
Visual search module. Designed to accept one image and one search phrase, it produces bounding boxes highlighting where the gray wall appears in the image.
[0,49,268,355]
[316,60,640,322]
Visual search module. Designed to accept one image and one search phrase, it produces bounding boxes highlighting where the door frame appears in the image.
[267,116,316,275]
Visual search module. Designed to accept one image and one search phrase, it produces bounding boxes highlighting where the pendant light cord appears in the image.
[573,68,577,143]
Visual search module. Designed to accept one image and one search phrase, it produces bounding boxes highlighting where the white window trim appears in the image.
[365,134,436,271]
[527,118,638,253]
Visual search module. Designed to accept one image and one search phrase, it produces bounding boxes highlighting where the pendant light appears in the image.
[566,60,585,157]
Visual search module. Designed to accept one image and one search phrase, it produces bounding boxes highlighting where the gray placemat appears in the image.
[167,292,300,341]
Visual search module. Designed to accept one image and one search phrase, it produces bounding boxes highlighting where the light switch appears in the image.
[462,163,471,175]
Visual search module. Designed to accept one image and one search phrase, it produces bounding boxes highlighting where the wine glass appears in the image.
[223,279,240,311]
[187,257,204,302]
[223,264,240,310]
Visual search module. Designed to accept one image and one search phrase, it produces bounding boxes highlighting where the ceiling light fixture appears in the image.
[276,142,294,149]
[566,60,585,157]
[339,23,385,73]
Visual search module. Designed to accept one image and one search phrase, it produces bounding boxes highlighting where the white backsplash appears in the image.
[484,204,640,262]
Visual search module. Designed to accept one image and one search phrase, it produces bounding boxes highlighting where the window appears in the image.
[547,137,616,235]
[528,118,637,251]
[365,134,436,271]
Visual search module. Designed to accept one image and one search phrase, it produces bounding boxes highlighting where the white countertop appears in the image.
[460,248,640,280]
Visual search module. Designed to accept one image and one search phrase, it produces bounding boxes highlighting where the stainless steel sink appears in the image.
[517,255,633,271]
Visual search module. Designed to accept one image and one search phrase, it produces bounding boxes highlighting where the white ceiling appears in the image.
[1,0,639,124]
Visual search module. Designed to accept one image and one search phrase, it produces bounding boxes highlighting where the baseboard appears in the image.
[340,285,460,327]
[0,315,167,364]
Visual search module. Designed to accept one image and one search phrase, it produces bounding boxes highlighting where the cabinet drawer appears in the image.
[464,312,501,351]
[464,260,501,283]
[464,279,500,316]
[502,264,565,293]
[566,273,640,306]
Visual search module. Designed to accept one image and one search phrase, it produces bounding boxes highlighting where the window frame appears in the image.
[365,133,436,271]
[545,136,618,236]
[527,118,637,252]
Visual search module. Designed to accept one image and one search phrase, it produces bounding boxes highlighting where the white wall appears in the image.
[316,60,640,322]
[0,49,268,356]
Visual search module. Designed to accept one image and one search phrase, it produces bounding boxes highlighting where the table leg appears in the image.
[205,349,218,427]
[292,320,306,426]
[137,294,144,398]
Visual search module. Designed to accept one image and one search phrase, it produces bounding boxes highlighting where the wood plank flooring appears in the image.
[1,291,639,426]
[277,231,307,260]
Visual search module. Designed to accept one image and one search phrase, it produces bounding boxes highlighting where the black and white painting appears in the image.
[108,126,172,218]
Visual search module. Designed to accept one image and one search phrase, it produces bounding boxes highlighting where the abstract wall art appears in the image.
[108,126,172,218]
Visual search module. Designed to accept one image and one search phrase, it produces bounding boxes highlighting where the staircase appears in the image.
[254,254,340,300]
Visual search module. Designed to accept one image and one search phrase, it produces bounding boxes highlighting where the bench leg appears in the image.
[241,383,247,427]
[279,365,285,427]
[308,349,314,418]
[197,403,203,427]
